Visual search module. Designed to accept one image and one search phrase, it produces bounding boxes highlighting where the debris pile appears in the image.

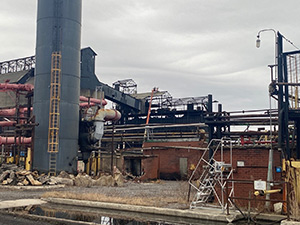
[0,164,124,187]
[0,164,45,186]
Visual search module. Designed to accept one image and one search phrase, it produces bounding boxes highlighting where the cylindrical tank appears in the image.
[33,0,82,173]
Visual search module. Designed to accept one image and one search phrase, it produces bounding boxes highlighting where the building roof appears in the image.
[0,70,32,84]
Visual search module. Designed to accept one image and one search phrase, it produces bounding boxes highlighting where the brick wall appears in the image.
[142,141,206,180]
[142,141,284,208]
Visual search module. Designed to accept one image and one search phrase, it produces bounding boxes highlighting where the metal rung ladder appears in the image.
[49,153,57,176]
[47,52,61,176]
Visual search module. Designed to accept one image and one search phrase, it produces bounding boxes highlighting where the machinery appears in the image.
[79,106,121,164]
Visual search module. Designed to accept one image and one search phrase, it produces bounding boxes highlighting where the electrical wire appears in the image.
[281,34,300,50]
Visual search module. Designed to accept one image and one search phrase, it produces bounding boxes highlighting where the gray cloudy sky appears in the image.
[1,0,300,111]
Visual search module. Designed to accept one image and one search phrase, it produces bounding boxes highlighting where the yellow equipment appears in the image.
[254,189,282,196]
[283,159,300,205]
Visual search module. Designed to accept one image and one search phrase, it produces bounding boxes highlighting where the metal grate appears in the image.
[0,56,35,74]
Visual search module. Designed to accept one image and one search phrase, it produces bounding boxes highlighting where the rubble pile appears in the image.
[0,164,124,187]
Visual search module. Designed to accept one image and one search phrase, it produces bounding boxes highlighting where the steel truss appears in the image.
[0,56,35,74]
[112,79,137,94]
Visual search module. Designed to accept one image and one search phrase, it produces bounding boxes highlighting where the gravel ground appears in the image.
[0,181,190,208]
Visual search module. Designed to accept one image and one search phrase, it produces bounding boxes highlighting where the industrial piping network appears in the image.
[0,81,118,147]
[0,136,31,145]
[0,82,107,122]
[0,109,121,145]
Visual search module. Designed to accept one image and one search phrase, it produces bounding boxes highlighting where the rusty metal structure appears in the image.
[0,82,34,167]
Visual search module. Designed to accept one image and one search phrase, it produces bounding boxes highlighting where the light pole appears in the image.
[256,28,278,65]
[256,28,279,207]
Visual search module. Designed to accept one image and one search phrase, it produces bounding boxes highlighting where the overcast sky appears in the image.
[1,0,300,111]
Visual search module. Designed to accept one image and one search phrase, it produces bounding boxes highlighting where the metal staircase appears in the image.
[189,138,234,211]
[47,52,61,176]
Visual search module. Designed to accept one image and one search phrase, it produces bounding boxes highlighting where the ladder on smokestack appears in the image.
[47,52,61,176]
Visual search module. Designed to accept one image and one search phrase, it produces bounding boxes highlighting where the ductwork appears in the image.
[90,109,121,143]
[93,109,122,122]
[79,108,121,151]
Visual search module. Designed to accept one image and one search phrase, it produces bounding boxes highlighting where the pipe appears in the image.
[1,97,107,116]
[93,109,121,122]
[0,136,31,145]
[0,108,16,116]
[254,189,282,196]
[80,96,107,106]
[0,121,16,127]
[146,88,157,125]
[80,102,96,108]
[0,107,32,116]
[0,83,34,92]
[90,109,121,144]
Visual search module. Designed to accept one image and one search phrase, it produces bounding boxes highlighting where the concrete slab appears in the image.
[0,185,65,190]
[281,220,300,225]
[0,199,46,209]
[45,197,243,223]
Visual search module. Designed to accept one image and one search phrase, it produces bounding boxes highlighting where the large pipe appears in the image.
[0,121,16,127]
[0,107,31,116]
[79,96,107,106]
[0,96,105,116]
[89,109,121,143]
[0,83,34,92]
[93,109,122,122]
[33,0,82,173]
[0,136,31,145]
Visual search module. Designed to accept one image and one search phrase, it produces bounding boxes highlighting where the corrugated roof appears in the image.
[0,70,31,84]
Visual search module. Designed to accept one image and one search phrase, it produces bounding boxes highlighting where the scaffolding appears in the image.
[286,54,300,109]
[47,52,61,175]
[112,79,137,94]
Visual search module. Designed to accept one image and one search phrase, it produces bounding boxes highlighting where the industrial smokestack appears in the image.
[33,0,82,173]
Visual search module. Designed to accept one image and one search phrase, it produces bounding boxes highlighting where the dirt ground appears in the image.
[0,180,191,209]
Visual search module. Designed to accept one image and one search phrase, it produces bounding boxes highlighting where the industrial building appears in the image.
[0,0,300,217]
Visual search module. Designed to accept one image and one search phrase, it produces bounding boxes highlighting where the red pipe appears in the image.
[0,136,31,145]
[80,102,97,108]
[0,108,16,116]
[80,96,107,106]
[0,121,16,127]
[0,83,34,92]
[0,107,32,116]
